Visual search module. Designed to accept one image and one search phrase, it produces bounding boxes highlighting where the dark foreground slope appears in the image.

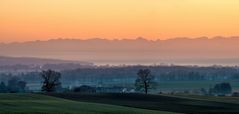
[0,93,176,114]
[47,93,239,114]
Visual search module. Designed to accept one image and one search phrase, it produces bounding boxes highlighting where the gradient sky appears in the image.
[1,0,239,43]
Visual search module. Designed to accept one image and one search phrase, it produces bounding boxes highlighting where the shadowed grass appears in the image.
[47,93,239,114]
[0,93,176,114]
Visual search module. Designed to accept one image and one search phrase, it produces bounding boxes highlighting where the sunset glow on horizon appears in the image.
[1,0,239,43]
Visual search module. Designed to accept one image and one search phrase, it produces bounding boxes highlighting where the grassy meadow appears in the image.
[48,93,239,114]
[1,93,239,114]
[0,93,176,114]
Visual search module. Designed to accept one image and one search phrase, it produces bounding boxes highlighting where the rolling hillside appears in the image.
[1,37,239,65]
[0,56,93,72]
[0,93,175,114]
[47,93,239,114]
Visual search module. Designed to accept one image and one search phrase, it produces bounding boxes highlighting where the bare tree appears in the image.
[41,69,61,92]
[135,69,155,94]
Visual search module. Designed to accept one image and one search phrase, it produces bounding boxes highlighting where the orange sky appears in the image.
[1,0,239,43]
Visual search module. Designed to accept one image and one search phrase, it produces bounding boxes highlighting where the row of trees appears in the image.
[59,66,239,82]
[0,70,62,93]
[1,65,238,92]
[0,69,233,95]
[40,69,155,94]
[209,83,232,95]
[34,69,236,95]
[0,77,27,93]
[135,69,234,95]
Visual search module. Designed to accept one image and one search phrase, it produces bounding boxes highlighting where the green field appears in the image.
[0,93,176,114]
[1,93,239,114]
[168,94,239,104]
[158,80,239,90]
[48,93,239,114]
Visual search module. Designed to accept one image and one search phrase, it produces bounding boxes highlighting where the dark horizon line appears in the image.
[1,55,239,68]
[1,35,239,44]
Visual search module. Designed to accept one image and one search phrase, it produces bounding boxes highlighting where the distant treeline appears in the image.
[60,66,239,81]
[1,65,239,83]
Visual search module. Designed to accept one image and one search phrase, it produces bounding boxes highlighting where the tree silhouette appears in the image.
[135,69,155,94]
[41,69,61,92]
[212,82,232,95]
